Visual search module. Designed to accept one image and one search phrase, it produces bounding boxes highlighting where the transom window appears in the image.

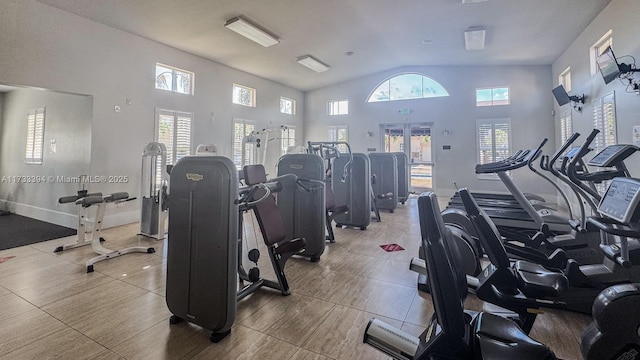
[233,84,256,107]
[590,30,613,76]
[476,87,510,106]
[367,73,449,102]
[155,63,194,95]
[280,97,296,115]
[559,67,572,92]
[328,100,349,115]
[25,107,45,165]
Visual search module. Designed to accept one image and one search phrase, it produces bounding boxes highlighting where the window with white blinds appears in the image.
[328,125,349,153]
[233,119,256,169]
[591,92,617,154]
[25,108,45,164]
[281,126,296,154]
[592,92,617,194]
[476,119,511,179]
[560,110,573,147]
[156,109,192,165]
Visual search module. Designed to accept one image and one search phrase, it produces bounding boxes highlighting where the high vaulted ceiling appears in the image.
[35,0,612,91]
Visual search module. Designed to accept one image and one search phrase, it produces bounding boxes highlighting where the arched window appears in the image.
[367,73,449,102]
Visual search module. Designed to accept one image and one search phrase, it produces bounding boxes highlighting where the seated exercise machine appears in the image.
[365,191,640,360]
[55,188,155,273]
[308,141,370,234]
[364,191,557,360]
[165,157,305,343]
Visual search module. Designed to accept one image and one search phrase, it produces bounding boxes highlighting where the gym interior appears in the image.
[1,0,640,359]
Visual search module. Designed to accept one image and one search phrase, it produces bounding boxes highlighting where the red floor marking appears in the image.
[379,244,404,252]
[0,256,16,264]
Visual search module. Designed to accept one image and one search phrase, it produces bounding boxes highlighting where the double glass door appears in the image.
[381,123,433,191]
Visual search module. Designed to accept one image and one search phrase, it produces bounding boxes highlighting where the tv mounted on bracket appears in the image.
[552,84,571,106]
[596,46,622,85]
[552,84,585,111]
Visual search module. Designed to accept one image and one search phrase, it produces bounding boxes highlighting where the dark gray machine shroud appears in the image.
[277,154,326,262]
[165,156,238,341]
[369,152,398,212]
[393,152,410,204]
[333,153,371,230]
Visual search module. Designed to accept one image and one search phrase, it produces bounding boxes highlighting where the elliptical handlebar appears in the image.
[549,132,581,167]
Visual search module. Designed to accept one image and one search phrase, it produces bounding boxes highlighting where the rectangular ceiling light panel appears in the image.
[464,26,486,50]
[297,55,330,73]
[462,0,488,3]
[225,16,279,47]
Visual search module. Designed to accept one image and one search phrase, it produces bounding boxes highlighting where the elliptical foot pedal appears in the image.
[210,329,231,343]
[169,315,183,324]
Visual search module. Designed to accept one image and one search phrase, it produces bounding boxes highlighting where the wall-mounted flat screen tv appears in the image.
[552,84,571,106]
[596,46,621,84]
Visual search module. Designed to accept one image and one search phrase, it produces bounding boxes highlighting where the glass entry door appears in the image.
[381,123,433,191]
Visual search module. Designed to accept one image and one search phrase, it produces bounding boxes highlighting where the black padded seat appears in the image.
[274,238,306,256]
[514,261,569,298]
[473,312,557,360]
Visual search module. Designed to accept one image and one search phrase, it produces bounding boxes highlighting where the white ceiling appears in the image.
[34,0,612,92]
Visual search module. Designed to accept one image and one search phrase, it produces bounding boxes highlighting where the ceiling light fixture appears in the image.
[462,0,488,3]
[224,16,279,47]
[296,55,330,73]
[464,26,486,50]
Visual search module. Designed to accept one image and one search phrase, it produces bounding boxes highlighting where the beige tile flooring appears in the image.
[0,196,590,359]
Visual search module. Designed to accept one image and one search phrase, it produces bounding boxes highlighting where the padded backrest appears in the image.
[243,164,268,185]
[325,182,336,210]
[418,192,466,338]
[458,188,511,269]
[243,165,287,246]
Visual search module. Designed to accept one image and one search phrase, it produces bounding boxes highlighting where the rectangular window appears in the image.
[590,30,613,76]
[560,110,573,147]
[476,119,511,179]
[328,100,349,115]
[156,109,193,165]
[155,109,192,185]
[280,97,296,115]
[591,92,616,193]
[25,108,45,164]
[233,84,256,107]
[327,125,349,153]
[281,126,296,154]
[232,119,256,169]
[592,92,617,154]
[476,87,510,106]
[155,63,194,95]
[559,67,572,92]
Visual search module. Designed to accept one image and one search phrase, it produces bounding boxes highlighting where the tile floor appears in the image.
[0,196,590,359]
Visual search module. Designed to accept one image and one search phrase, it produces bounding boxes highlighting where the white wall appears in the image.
[551,0,640,212]
[0,0,304,227]
[0,88,92,224]
[304,65,557,199]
